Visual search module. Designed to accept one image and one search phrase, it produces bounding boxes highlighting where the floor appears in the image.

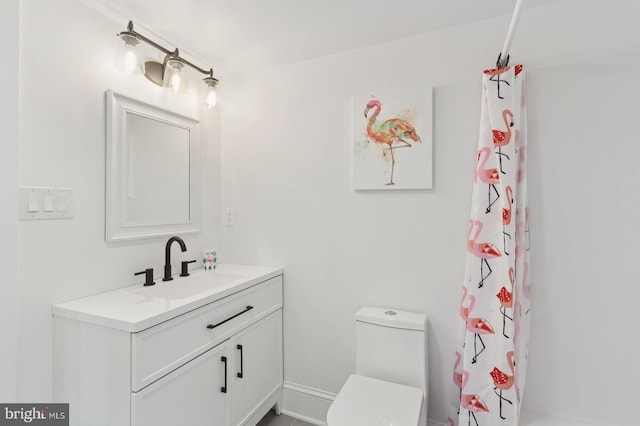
[256,409,316,426]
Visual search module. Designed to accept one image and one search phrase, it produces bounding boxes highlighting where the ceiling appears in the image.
[86,0,567,75]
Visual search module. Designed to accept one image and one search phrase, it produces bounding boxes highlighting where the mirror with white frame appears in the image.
[105,90,201,242]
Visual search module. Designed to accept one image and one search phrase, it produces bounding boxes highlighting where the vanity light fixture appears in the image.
[203,76,218,109]
[117,21,219,107]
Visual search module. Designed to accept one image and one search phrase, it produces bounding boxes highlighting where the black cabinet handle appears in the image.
[220,356,227,393]
[237,344,244,378]
[206,306,254,330]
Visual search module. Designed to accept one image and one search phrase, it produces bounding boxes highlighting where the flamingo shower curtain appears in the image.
[448,65,531,426]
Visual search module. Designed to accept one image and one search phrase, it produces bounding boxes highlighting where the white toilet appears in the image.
[327,306,428,426]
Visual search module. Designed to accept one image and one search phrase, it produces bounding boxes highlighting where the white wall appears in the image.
[220,1,640,424]
[0,0,20,403]
[524,57,639,425]
[9,1,640,424]
[15,0,222,400]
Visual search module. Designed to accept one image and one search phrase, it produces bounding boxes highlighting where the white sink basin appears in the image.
[52,264,283,332]
[135,272,243,300]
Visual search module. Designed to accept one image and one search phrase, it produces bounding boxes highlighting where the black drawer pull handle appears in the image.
[221,356,227,393]
[207,306,254,330]
[237,344,244,378]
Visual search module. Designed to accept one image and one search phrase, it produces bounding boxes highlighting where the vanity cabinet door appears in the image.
[131,342,231,426]
[231,310,283,426]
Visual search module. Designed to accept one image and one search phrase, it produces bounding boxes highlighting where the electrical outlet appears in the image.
[225,208,235,227]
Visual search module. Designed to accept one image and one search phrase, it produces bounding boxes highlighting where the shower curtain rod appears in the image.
[497,0,524,68]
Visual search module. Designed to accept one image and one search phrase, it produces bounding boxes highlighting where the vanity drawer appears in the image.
[131,275,282,392]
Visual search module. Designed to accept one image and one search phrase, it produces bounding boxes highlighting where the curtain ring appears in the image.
[496,53,510,69]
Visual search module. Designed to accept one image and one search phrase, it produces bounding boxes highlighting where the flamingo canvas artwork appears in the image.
[352,87,432,190]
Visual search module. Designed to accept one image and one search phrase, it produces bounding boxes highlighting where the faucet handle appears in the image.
[135,268,156,286]
[180,260,197,277]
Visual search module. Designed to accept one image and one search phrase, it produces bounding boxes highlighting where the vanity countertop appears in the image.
[52,264,283,332]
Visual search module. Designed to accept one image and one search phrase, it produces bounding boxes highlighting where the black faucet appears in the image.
[163,236,187,281]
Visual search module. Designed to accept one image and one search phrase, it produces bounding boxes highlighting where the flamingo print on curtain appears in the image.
[448,65,531,426]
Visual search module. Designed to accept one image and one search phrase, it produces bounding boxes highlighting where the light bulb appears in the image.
[170,70,182,94]
[205,86,217,109]
[203,75,219,110]
[163,58,187,94]
[122,46,138,74]
[115,33,140,74]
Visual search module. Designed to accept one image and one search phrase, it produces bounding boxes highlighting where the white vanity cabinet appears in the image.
[230,310,283,425]
[53,265,283,426]
[131,342,231,426]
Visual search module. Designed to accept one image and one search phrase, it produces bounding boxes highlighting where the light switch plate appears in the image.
[19,187,74,220]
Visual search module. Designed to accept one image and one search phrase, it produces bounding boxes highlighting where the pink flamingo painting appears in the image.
[496,267,514,338]
[467,220,502,288]
[490,351,515,420]
[475,147,501,214]
[460,287,495,363]
[364,98,421,186]
[461,370,490,426]
[492,109,513,174]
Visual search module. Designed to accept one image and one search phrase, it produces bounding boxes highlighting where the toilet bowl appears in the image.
[327,374,423,426]
[326,307,428,426]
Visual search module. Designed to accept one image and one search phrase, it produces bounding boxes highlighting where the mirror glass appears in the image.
[105,90,201,242]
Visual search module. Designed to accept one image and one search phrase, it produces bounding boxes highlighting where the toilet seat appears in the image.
[327,374,423,426]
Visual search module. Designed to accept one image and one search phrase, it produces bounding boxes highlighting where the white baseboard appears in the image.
[282,381,445,426]
[282,381,334,425]
[520,407,612,426]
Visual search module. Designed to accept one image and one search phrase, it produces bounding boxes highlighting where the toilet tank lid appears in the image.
[356,307,427,331]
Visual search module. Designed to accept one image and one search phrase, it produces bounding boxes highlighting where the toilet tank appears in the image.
[355,307,428,395]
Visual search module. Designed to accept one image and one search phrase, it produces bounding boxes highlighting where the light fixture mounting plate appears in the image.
[144,61,164,87]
